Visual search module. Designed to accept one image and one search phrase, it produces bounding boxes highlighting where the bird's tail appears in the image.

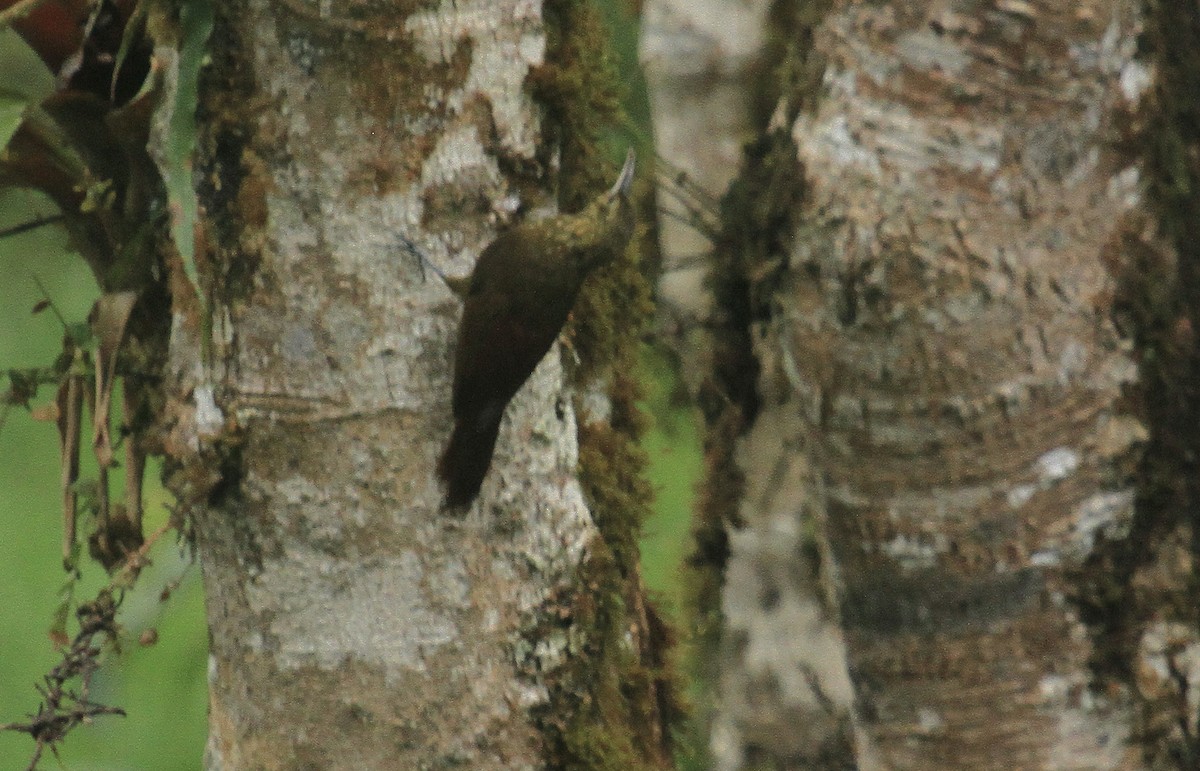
[437,413,503,509]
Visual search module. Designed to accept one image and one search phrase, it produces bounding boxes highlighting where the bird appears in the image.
[430,149,637,508]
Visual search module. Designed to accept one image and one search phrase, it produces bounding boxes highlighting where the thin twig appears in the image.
[656,171,720,217]
[0,214,65,241]
[0,591,126,768]
[0,521,175,767]
[109,521,172,588]
[655,176,721,239]
[654,163,721,210]
[656,205,719,242]
[30,275,70,331]
[398,236,469,298]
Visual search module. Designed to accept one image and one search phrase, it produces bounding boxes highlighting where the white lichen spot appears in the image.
[797,113,883,179]
[575,377,610,426]
[1107,165,1141,209]
[1007,484,1036,509]
[437,557,472,608]
[423,126,502,190]
[533,630,570,670]
[823,65,859,98]
[1101,349,1140,387]
[511,681,549,709]
[768,512,800,540]
[462,34,544,154]
[1099,19,1122,62]
[917,706,945,733]
[1057,339,1088,384]
[1038,673,1070,701]
[194,384,224,440]
[994,380,1030,414]
[1137,621,1200,730]
[276,475,323,506]
[1120,60,1153,103]
[495,192,522,216]
[943,291,982,324]
[710,716,741,771]
[1139,623,1180,683]
[1029,549,1061,567]
[881,533,943,570]
[1072,489,1135,550]
[1036,447,1079,482]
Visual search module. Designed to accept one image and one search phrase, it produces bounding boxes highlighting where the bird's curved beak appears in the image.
[607,148,636,200]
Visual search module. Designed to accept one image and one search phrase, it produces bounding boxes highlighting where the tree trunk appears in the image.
[639,0,770,380]
[639,2,855,768]
[172,1,671,768]
[688,0,1192,767]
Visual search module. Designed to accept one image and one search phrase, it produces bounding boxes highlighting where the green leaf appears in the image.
[4,367,39,406]
[111,0,149,100]
[0,90,26,149]
[165,0,214,280]
[65,321,95,349]
[50,579,76,645]
[63,533,83,575]
[70,477,100,514]
[0,28,55,101]
[0,28,56,150]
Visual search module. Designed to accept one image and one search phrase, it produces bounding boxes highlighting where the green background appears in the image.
[0,188,211,769]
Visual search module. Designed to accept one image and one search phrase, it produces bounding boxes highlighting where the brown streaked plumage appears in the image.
[438,150,637,508]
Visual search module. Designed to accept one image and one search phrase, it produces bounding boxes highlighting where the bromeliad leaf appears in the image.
[0,89,24,149]
[0,28,54,150]
[160,0,213,290]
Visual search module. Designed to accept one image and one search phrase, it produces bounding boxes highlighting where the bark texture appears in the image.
[179,1,662,767]
[640,1,861,768]
[639,0,771,372]
[702,0,1167,767]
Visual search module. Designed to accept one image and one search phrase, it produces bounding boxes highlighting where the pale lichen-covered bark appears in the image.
[182,1,630,767]
[643,2,862,767]
[639,0,770,387]
[692,0,1169,767]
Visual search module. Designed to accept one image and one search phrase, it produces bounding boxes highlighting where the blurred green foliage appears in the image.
[637,346,703,615]
[0,28,54,148]
[0,190,208,769]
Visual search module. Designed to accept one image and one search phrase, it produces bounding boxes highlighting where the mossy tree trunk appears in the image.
[172,1,672,768]
[675,0,1200,767]
[638,0,772,369]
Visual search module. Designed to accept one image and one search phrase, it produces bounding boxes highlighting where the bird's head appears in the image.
[565,148,636,271]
